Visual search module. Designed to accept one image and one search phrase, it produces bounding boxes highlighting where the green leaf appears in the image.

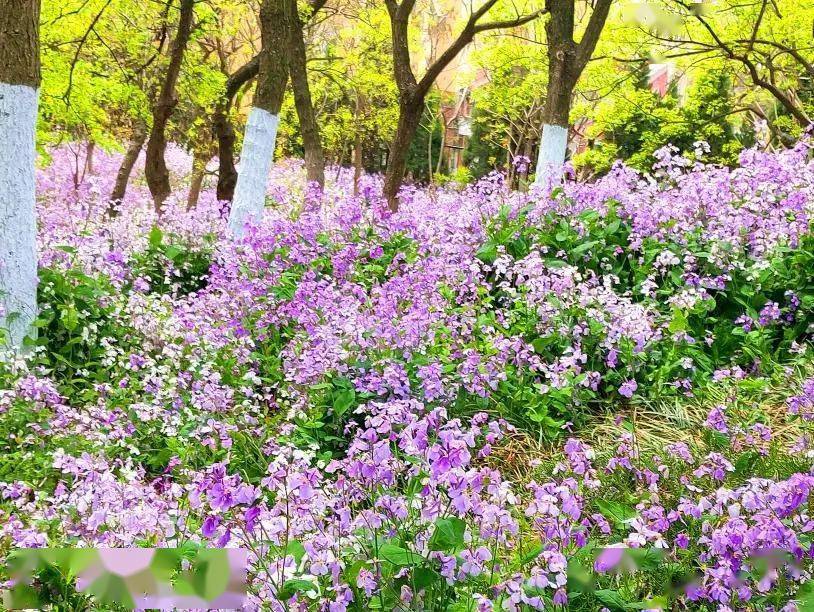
[626,547,663,571]
[332,389,356,417]
[65,549,100,577]
[571,240,598,257]
[150,548,182,582]
[428,517,466,552]
[60,305,79,331]
[794,579,814,610]
[543,257,568,268]
[5,583,40,609]
[625,596,669,610]
[475,242,498,264]
[668,309,688,334]
[86,573,135,608]
[566,558,593,592]
[343,559,366,587]
[595,589,628,611]
[278,578,317,600]
[148,225,163,248]
[520,540,544,564]
[531,337,548,354]
[413,566,441,590]
[164,244,183,261]
[595,500,637,528]
[578,209,600,222]
[285,540,306,564]
[191,549,230,600]
[379,544,420,566]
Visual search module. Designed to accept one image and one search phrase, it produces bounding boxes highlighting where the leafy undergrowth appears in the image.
[2,143,814,610]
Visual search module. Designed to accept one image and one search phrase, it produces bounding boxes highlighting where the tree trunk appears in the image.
[383,97,424,211]
[187,149,208,210]
[228,0,288,236]
[534,83,572,186]
[353,132,363,196]
[214,54,260,202]
[0,0,40,349]
[427,117,434,184]
[533,0,612,187]
[144,0,195,212]
[109,125,147,215]
[335,146,346,182]
[84,140,95,176]
[382,0,543,209]
[534,8,576,186]
[214,103,238,201]
[353,92,364,196]
[285,0,325,188]
[436,114,446,175]
[518,135,533,190]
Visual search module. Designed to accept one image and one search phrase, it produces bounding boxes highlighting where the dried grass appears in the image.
[490,365,814,483]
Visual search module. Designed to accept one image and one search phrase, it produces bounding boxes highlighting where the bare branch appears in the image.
[746,0,768,51]
[225,54,260,100]
[64,0,115,104]
[736,38,814,77]
[415,4,544,98]
[575,0,613,71]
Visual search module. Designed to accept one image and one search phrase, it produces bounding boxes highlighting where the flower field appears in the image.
[3,142,814,611]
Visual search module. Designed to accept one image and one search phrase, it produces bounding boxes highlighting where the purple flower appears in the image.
[244,506,261,532]
[758,301,782,326]
[619,379,638,398]
[202,515,220,538]
[356,568,376,597]
[705,405,729,434]
[594,546,625,573]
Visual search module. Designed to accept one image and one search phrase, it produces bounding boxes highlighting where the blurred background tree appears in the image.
[34,0,814,202]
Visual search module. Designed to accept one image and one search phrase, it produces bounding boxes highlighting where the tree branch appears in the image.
[415,3,544,98]
[64,0,114,104]
[575,0,613,71]
[680,0,811,126]
[736,38,814,77]
[225,54,260,100]
[387,0,418,95]
[474,9,546,35]
[746,0,768,52]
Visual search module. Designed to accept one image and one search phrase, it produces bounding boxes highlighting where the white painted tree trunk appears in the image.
[227,107,279,237]
[0,83,39,349]
[533,123,568,188]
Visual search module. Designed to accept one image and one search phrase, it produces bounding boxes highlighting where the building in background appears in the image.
[437,69,489,172]
[419,0,485,173]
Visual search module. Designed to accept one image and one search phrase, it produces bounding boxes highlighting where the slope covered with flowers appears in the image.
[2,142,814,610]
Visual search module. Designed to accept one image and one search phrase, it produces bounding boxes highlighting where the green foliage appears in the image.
[32,262,130,388]
[276,2,399,168]
[39,0,243,159]
[129,226,215,297]
[467,30,546,179]
[464,105,509,178]
[405,94,444,184]
[435,166,474,188]
[576,70,745,174]
[467,202,814,433]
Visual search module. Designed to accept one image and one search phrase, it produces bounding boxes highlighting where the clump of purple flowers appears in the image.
[1,140,814,610]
